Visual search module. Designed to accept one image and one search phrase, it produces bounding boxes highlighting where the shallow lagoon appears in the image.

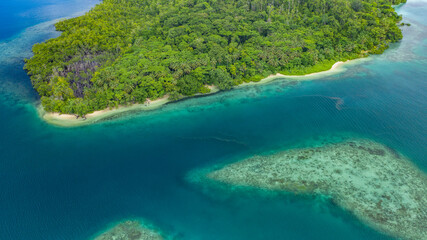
[0,0,426,239]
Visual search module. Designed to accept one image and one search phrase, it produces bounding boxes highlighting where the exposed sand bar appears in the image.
[93,220,165,240]
[193,139,427,240]
[40,59,366,127]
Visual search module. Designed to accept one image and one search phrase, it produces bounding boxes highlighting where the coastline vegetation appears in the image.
[25,0,406,116]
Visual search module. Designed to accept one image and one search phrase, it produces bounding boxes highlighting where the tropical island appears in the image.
[25,0,406,119]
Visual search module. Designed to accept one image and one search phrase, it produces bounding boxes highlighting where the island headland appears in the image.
[189,139,427,240]
[24,0,407,126]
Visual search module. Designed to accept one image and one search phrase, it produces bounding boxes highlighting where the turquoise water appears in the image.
[0,1,426,239]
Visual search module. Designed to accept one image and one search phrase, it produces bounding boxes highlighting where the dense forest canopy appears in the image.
[25,0,406,116]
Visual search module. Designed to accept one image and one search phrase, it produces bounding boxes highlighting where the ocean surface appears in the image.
[0,0,426,239]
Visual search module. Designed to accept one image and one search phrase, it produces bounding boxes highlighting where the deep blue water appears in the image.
[0,1,426,239]
[0,0,99,41]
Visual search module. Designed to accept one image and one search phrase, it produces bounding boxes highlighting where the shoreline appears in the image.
[40,95,171,127]
[237,58,367,87]
[40,58,366,127]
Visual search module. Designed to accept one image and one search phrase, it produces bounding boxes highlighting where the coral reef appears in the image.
[204,139,427,240]
[94,220,164,240]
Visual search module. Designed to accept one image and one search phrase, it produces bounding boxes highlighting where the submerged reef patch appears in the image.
[199,139,427,240]
[93,220,164,240]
